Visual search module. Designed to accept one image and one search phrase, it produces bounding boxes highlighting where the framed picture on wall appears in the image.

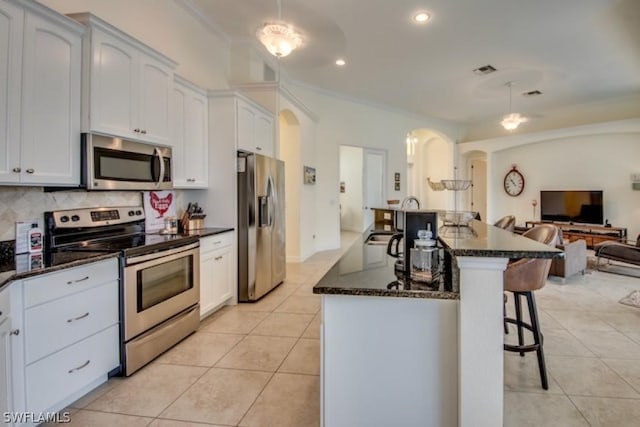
[304,166,316,185]
[395,182,400,191]
[394,172,400,182]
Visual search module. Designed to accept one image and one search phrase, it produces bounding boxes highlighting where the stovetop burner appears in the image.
[45,206,199,259]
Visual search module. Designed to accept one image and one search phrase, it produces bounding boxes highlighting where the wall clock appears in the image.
[504,166,525,196]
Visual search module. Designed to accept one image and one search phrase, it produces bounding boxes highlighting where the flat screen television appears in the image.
[540,190,603,225]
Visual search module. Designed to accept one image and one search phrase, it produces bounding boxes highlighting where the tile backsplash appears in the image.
[0,187,185,241]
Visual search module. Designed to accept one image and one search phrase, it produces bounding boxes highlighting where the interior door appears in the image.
[363,149,386,231]
[470,158,487,221]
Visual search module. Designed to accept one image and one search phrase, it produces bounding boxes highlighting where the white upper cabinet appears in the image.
[171,76,208,188]
[0,0,23,184]
[70,13,177,145]
[0,0,83,186]
[236,96,274,157]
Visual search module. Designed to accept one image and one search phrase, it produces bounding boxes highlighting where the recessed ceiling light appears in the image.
[335,59,346,66]
[413,12,431,23]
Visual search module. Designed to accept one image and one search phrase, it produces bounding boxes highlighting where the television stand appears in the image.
[524,222,627,249]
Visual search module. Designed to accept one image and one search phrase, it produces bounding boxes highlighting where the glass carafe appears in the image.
[410,229,439,283]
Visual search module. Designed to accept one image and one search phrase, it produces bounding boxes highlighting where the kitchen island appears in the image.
[313,220,561,427]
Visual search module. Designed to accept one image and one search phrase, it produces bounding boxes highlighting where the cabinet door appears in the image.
[20,11,81,185]
[183,89,208,187]
[236,98,256,153]
[254,111,274,157]
[0,318,13,421]
[172,81,208,189]
[138,54,172,144]
[170,85,187,187]
[90,28,138,139]
[199,244,233,318]
[0,0,23,183]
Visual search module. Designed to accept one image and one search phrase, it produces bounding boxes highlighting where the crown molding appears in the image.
[229,81,319,122]
[460,118,640,154]
[172,0,230,44]
[285,78,461,129]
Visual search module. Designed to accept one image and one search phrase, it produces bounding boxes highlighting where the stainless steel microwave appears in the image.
[81,133,172,190]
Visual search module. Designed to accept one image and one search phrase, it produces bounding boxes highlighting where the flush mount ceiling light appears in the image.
[500,82,528,131]
[413,11,431,23]
[257,0,303,58]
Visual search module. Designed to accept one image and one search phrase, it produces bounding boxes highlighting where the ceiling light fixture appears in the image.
[335,58,346,66]
[413,12,431,23]
[500,82,527,131]
[257,0,302,58]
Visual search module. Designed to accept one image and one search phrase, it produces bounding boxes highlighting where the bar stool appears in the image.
[494,215,516,333]
[503,224,558,390]
[494,215,516,232]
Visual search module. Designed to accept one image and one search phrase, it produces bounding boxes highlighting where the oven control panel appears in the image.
[49,206,145,228]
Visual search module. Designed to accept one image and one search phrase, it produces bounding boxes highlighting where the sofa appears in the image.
[548,230,587,280]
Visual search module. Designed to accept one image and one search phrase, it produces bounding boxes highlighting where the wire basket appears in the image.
[427,177,446,191]
[441,179,472,191]
[441,210,476,226]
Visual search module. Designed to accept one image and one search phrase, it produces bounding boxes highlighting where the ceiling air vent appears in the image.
[522,90,542,97]
[472,65,497,75]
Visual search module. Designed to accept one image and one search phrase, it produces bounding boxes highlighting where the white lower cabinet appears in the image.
[199,233,235,318]
[0,285,14,424]
[4,258,120,423]
[25,325,119,414]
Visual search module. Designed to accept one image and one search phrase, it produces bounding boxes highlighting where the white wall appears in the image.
[280,111,301,261]
[287,84,461,251]
[339,146,363,232]
[460,120,640,238]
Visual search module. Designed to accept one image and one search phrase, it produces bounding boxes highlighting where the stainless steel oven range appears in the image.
[45,206,200,376]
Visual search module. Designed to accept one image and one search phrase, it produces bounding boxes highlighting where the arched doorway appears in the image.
[406,128,455,210]
[279,109,302,261]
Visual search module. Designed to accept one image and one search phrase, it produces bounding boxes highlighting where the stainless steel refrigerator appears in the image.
[237,151,286,301]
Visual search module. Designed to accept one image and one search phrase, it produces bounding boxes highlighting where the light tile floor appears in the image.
[53,235,640,426]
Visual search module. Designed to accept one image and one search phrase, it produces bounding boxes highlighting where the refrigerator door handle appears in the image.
[267,176,275,228]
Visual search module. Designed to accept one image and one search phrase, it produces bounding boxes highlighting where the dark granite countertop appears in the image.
[0,251,120,291]
[438,220,563,259]
[313,220,563,300]
[313,231,458,300]
[183,227,234,238]
[0,227,234,291]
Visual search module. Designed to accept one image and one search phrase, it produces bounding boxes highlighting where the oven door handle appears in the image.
[155,147,165,187]
[126,242,200,266]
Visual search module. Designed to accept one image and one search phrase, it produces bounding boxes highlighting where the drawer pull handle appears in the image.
[214,256,223,261]
[68,360,90,374]
[67,276,90,285]
[214,241,221,245]
[67,312,90,323]
[10,329,19,336]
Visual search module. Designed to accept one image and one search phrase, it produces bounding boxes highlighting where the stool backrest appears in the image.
[494,215,516,232]
[504,225,559,292]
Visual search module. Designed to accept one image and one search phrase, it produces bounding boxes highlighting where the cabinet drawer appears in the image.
[25,280,119,364]
[23,258,118,308]
[200,233,233,253]
[25,325,119,413]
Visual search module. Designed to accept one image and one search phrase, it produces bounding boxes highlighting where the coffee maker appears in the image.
[387,210,439,278]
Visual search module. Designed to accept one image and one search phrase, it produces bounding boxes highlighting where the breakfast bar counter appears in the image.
[313,220,561,427]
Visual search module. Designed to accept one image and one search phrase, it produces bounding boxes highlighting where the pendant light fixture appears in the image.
[257,0,303,58]
[500,82,527,131]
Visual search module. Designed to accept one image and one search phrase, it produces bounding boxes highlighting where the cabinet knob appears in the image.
[256,146,262,151]
[12,167,21,173]
[141,130,147,134]
[134,128,141,133]
[26,168,34,174]
[10,329,19,336]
